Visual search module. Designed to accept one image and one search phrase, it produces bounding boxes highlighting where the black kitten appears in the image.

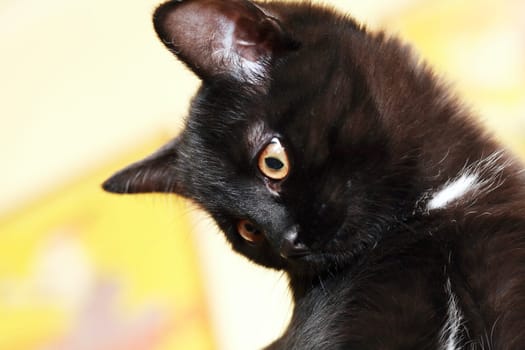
[103,1,525,349]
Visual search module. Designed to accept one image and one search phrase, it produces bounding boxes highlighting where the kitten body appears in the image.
[104,1,525,348]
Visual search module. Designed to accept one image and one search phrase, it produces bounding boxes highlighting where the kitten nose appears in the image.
[280,226,310,259]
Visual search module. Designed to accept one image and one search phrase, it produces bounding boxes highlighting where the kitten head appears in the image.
[103,0,438,275]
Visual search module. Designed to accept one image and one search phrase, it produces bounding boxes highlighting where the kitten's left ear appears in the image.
[102,138,182,194]
[153,0,299,82]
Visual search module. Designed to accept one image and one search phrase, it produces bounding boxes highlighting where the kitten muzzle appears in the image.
[279,226,310,259]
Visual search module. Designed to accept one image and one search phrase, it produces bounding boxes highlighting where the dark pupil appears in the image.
[265,157,284,170]
[244,222,260,235]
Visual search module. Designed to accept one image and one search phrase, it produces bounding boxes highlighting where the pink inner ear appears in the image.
[153,0,295,81]
[234,16,286,61]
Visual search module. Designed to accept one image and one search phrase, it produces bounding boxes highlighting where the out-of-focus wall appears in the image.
[1,0,524,349]
[0,0,198,213]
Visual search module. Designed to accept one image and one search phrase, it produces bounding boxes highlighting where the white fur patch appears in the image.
[426,151,510,211]
[440,279,464,350]
[427,174,479,210]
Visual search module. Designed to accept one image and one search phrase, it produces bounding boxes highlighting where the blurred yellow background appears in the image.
[1,0,524,349]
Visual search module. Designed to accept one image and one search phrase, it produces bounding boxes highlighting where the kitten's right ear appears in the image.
[153,0,299,82]
[102,138,182,195]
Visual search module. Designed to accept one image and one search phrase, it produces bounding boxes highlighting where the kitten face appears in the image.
[103,0,421,274]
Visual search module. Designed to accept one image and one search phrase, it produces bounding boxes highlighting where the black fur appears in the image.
[103,1,525,348]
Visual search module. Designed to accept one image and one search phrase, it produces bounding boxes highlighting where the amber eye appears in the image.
[258,138,290,180]
[237,219,264,244]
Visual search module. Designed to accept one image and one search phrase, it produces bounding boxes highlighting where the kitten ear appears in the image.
[153,0,299,82]
[102,139,181,194]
